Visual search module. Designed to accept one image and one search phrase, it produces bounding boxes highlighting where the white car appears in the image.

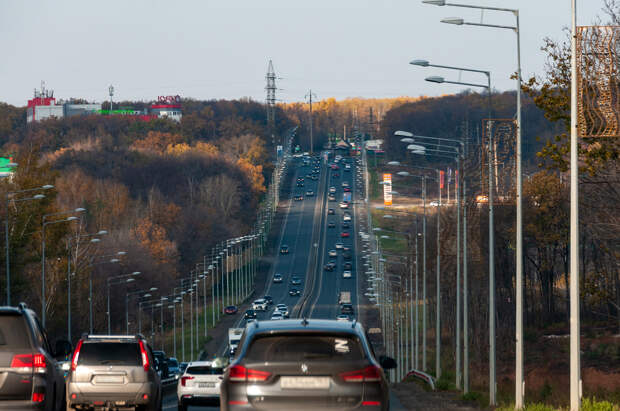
[177,360,225,410]
[335,242,344,249]
[252,299,268,311]
[270,312,284,320]
[329,186,336,194]
[339,202,349,209]
[328,249,338,258]
[343,214,352,222]
[336,314,350,322]
[343,270,352,279]
[275,304,289,318]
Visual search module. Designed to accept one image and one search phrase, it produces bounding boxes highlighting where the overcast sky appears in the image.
[0,0,602,106]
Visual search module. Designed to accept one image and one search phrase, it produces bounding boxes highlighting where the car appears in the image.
[297,177,304,182]
[244,309,257,320]
[341,222,350,229]
[0,303,70,411]
[336,314,351,322]
[306,190,314,196]
[342,181,349,188]
[331,164,339,170]
[324,262,336,272]
[341,232,350,238]
[345,164,351,171]
[296,182,304,187]
[343,186,351,192]
[220,319,396,411]
[329,186,336,194]
[177,360,225,410]
[273,273,283,283]
[270,312,284,321]
[252,299,268,311]
[290,277,302,286]
[343,213,352,222]
[153,350,171,379]
[275,305,289,318]
[179,362,189,374]
[224,305,238,315]
[263,295,274,305]
[167,357,180,378]
[335,242,344,249]
[343,270,352,278]
[311,175,318,181]
[344,262,353,270]
[343,251,352,260]
[67,334,162,411]
[333,172,340,178]
[339,202,349,209]
[328,221,336,228]
[430,201,440,207]
[328,194,336,201]
[328,208,335,215]
[341,303,355,315]
[288,288,301,297]
[294,195,304,201]
[328,249,338,258]
[280,245,289,254]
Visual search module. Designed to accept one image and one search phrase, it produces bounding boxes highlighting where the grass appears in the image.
[495,398,620,411]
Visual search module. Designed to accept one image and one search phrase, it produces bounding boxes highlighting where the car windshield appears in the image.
[187,365,224,375]
[244,334,365,362]
[77,342,141,366]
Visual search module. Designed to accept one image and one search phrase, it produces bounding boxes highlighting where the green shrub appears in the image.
[581,397,620,411]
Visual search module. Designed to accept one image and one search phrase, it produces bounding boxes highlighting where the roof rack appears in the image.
[301,318,309,327]
[85,335,140,340]
[17,302,28,311]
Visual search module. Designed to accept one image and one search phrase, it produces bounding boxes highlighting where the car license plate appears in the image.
[199,382,215,388]
[280,376,330,389]
[95,375,123,384]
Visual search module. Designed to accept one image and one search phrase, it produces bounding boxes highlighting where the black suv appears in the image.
[0,303,71,411]
[220,319,396,410]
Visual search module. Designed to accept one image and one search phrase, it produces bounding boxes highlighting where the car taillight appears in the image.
[11,353,46,371]
[340,365,381,382]
[71,340,83,371]
[138,340,149,372]
[229,365,271,382]
[31,392,45,402]
[180,376,194,386]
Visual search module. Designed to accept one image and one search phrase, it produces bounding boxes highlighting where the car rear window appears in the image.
[187,365,223,375]
[78,342,141,366]
[0,314,31,349]
[244,334,365,362]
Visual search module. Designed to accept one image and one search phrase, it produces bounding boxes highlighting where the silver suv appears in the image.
[66,335,162,410]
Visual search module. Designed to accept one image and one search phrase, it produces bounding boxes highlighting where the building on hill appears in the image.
[26,84,182,123]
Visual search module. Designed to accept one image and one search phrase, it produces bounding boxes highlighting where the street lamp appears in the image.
[88,253,124,333]
[107,271,141,334]
[41,210,83,326]
[5,185,52,305]
[423,1,523,402]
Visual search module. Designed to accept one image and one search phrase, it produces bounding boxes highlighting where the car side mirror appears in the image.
[54,340,72,359]
[379,356,397,370]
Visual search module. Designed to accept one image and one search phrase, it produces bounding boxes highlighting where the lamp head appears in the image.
[33,194,45,200]
[425,76,445,83]
[394,130,414,138]
[441,17,464,25]
[422,0,446,5]
[42,185,54,190]
[97,230,108,235]
[387,161,401,166]
[74,208,86,212]
[410,59,430,66]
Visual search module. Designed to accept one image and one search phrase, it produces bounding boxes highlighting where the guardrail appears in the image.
[403,369,435,390]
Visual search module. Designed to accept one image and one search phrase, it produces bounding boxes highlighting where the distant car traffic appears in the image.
[273,273,283,283]
[343,270,352,278]
[324,262,336,271]
[328,221,336,228]
[280,245,289,254]
[270,312,284,321]
[329,186,336,193]
[341,303,354,315]
[328,194,336,201]
[328,249,338,258]
[341,232,350,238]
[336,314,350,321]
[328,208,335,215]
[344,262,352,270]
[290,277,302,286]
[339,202,349,209]
[343,187,351,192]
[252,299,268,311]
[335,242,344,249]
[294,195,304,201]
[275,304,289,318]
[306,190,314,196]
[263,295,273,305]
[288,288,301,297]
[224,305,238,315]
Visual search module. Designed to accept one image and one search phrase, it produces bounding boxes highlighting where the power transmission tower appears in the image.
[305,90,317,154]
[265,60,277,145]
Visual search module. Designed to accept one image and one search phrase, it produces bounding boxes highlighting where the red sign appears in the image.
[157,95,181,104]
[455,170,458,189]
[440,170,445,189]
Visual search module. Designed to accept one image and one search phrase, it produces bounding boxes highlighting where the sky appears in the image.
[0,0,602,107]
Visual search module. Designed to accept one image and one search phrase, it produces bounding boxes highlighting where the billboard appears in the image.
[383,173,392,206]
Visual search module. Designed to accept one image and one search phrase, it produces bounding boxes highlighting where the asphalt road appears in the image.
[162,154,406,410]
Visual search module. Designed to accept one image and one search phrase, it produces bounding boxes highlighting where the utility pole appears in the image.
[108,85,114,112]
[265,60,277,145]
[305,90,316,154]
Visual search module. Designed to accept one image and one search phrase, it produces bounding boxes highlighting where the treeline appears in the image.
[0,98,293,340]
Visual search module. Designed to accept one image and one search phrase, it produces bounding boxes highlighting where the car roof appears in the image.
[187,361,213,367]
[245,319,363,337]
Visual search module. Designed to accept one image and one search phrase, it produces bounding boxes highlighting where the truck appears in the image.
[338,291,351,305]
[228,328,244,356]
[343,191,351,203]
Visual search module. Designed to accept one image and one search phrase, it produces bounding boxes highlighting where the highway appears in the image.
[162,151,403,410]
